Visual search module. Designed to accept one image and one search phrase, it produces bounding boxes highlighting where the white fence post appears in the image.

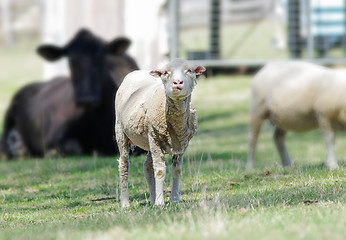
[1,0,14,46]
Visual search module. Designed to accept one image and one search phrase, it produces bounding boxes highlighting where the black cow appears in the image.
[1,29,141,158]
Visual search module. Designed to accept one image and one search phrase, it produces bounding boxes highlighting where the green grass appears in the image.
[0,71,345,239]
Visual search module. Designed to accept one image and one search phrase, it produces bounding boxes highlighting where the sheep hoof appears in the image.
[154,199,165,206]
[246,161,255,169]
[121,202,130,209]
[325,162,339,170]
[170,197,180,203]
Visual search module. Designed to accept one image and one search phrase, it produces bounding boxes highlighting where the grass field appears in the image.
[0,49,345,240]
[0,46,43,133]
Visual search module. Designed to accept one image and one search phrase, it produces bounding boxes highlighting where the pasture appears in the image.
[0,48,345,240]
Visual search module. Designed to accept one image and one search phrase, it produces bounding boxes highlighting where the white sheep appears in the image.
[115,58,205,207]
[247,61,343,170]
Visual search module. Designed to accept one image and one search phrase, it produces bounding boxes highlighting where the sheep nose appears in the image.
[173,80,183,85]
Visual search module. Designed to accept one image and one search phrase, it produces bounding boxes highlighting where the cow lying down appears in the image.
[0,29,142,159]
[247,61,345,170]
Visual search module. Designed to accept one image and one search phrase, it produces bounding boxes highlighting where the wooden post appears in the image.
[169,0,179,59]
[1,0,14,45]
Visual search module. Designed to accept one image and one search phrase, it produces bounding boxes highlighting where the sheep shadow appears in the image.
[197,111,235,125]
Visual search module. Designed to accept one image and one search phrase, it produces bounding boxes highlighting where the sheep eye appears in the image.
[185,69,192,74]
[163,71,170,76]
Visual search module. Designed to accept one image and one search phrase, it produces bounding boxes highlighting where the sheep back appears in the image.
[252,61,346,132]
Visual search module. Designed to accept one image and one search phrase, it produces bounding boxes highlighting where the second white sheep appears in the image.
[247,61,344,170]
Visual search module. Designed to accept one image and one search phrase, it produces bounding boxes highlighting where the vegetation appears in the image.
[0,46,42,133]
[0,68,345,239]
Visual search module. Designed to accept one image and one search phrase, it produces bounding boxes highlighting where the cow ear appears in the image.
[107,37,131,55]
[37,45,66,61]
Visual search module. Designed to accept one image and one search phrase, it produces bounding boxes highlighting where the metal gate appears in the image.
[169,0,346,67]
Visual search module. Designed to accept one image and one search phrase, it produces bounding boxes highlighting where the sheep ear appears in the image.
[150,70,162,77]
[194,65,206,75]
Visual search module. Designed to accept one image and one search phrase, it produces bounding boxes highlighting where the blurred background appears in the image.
[1,0,346,130]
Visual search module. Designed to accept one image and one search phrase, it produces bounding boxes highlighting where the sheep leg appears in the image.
[149,138,166,206]
[246,115,263,169]
[318,117,338,170]
[115,122,130,208]
[143,151,156,204]
[152,151,166,206]
[273,127,292,167]
[171,154,183,202]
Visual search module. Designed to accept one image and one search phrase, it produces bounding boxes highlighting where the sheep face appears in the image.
[150,59,205,99]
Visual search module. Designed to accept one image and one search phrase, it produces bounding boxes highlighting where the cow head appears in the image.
[37,29,134,107]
